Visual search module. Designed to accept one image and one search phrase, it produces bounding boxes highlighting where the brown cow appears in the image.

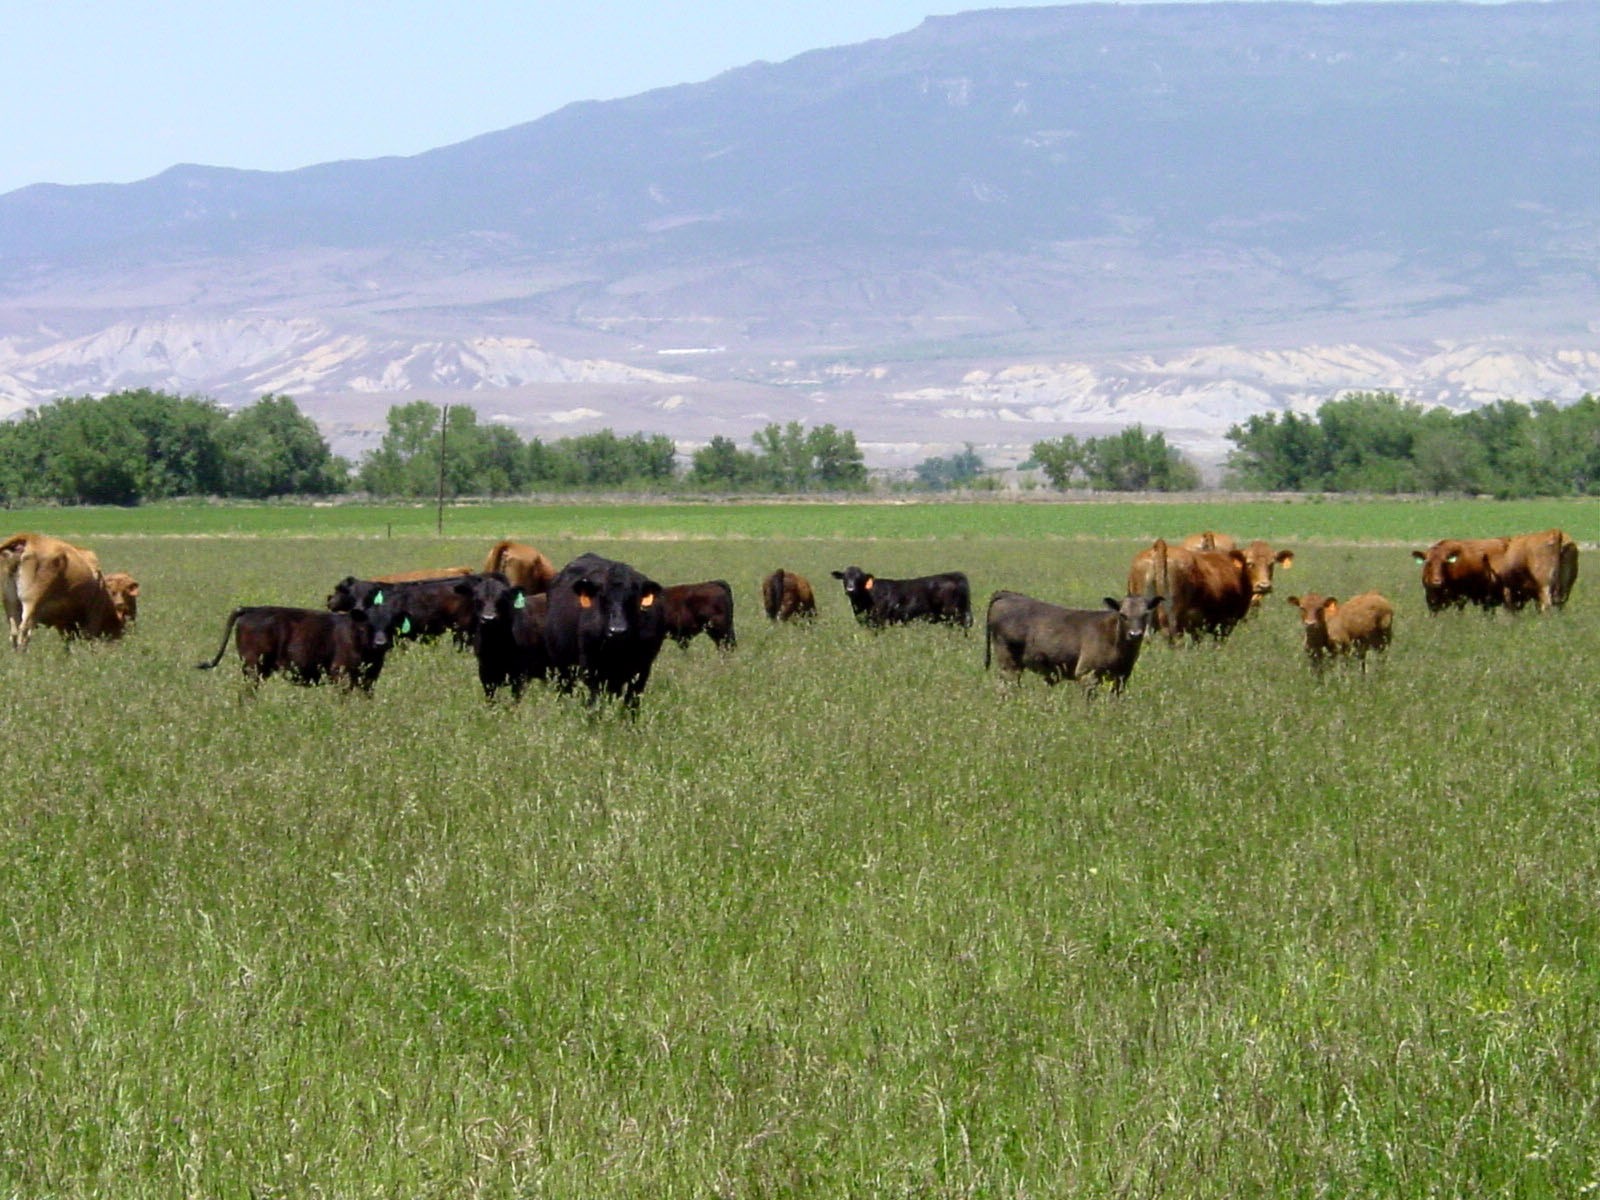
[1180,531,1238,553]
[372,566,474,584]
[1411,537,1509,613]
[1412,530,1577,614]
[0,533,139,649]
[762,568,816,621]
[1127,538,1293,642]
[663,580,736,650]
[1286,591,1394,671]
[483,540,558,595]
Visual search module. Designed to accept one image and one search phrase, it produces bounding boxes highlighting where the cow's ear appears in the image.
[1286,595,1300,607]
[127,582,141,596]
[1322,599,1339,615]
[830,570,845,579]
[639,585,660,610]
[1411,551,1426,564]
[1276,551,1294,567]
[1104,597,1121,611]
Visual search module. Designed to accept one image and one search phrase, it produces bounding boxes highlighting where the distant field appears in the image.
[5,493,1599,545]
[0,505,1596,1196]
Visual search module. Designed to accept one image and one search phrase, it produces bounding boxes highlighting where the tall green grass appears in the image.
[0,516,1595,1196]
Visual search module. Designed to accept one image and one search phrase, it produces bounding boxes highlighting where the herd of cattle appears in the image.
[0,525,1580,705]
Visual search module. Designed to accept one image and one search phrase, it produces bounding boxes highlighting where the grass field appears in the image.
[1,500,1596,1197]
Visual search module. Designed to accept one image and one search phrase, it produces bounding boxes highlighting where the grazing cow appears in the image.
[195,604,409,692]
[0,532,140,649]
[483,540,558,596]
[542,553,667,707]
[830,566,972,629]
[326,573,486,644]
[1411,537,1509,613]
[453,573,550,700]
[1128,538,1293,642]
[762,568,817,621]
[371,566,474,584]
[985,590,1163,693]
[662,580,736,650]
[1286,591,1394,671]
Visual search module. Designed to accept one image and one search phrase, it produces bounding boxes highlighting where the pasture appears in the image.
[1,499,1597,1197]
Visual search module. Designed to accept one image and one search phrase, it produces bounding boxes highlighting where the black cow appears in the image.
[196,604,409,692]
[984,590,1162,694]
[662,580,736,650]
[452,573,550,700]
[830,565,972,629]
[327,573,484,644]
[543,553,667,707]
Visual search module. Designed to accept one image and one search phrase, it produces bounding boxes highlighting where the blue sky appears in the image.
[1,2,1073,196]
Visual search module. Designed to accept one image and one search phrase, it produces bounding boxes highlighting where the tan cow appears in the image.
[1179,531,1237,553]
[1285,591,1393,671]
[0,532,139,649]
[372,566,474,584]
[1127,537,1293,642]
[1493,528,1579,612]
[483,540,558,595]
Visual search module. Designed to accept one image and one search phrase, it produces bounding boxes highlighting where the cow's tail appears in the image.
[196,608,244,670]
[764,570,783,619]
[483,539,514,576]
[983,590,1004,670]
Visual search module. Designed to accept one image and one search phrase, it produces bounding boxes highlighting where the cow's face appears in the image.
[457,575,521,629]
[574,571,661,639]
[103,573,139,624]
[1286,593,1336,649]
[1413,543,1458,590]
[1107,593,1162,640]
[353,603,409,652]
[830,566,875,610]
[1242,541,1293,597]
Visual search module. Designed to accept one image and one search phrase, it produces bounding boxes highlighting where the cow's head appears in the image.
[830,566,875,613]
[326,575,363,613]
[1106,592,1163,640]
[574,568,662,640]
[102,572,139,625]
[456,574,523,632]
[351,603,410,653]
[1241,541,1294,599]
[1286,593,1337,651]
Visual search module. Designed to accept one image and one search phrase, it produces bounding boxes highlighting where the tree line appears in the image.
[1224,391,1600,497]
[0,391,868,505]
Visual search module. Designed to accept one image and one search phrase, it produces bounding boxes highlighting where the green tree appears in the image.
[1031,435,1087,489]
[915,444,985,490]
[1080,426,1200,492]
[689,435,762,489]
[806,424,866,490]
[218,394,347,497]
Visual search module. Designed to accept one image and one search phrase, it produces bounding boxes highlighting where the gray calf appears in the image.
[985,590,1163,693]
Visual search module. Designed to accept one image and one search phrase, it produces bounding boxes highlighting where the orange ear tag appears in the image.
[863,578,874,591]
[578,594,593,609]
[639,594,655,609]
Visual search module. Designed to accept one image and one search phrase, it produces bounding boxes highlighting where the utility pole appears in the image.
[436,403,450,536]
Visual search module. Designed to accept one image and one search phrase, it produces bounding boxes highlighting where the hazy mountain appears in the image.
[2,2,1596,467]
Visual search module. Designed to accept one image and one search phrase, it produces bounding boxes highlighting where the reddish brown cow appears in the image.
[1411,537,1509,613]
[1285,591,1394,671]
[762,568,817,621]
[0,532,140,649]
[483,540,558,595]
[1127,538,1293,642]
[663,580,736,650]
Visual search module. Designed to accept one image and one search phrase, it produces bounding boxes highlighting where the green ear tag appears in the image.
[400,617,411,635]
[514,593,526,609]
[373,590,385,606]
